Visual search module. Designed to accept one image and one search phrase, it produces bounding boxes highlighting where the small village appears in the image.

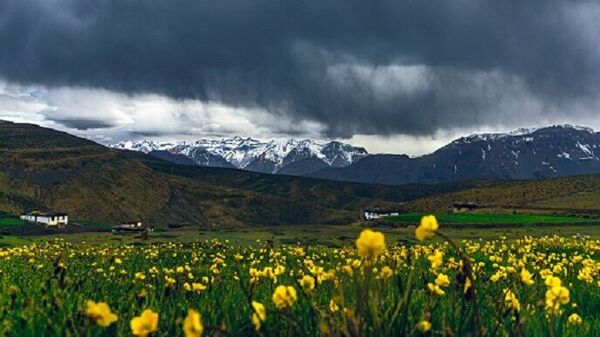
[19,211,152,233]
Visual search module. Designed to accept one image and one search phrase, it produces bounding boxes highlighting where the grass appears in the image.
[0,217,25,227]
[404,174,600,213]
[3,222,600,248]
[1,227,599,336]
[384,212,597,224]
[72,220,112,229]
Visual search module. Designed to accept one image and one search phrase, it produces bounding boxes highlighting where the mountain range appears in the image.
[110,137,368,175]
[113,125,600,185]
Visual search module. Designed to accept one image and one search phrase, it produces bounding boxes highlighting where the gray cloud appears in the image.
[50,117,118,130]
[0,0,599,137]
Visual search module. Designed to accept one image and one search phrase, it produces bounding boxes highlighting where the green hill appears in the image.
[0,121,475,227]
[404,174,600,214]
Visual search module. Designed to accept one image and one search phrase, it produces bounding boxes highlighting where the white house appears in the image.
[113,221,145,232]
[363,209,400,220]
[20,212,68,227]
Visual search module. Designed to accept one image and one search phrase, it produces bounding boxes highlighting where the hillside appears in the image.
[310,125,600,185]
[0,121,473,227]
[404,174,600,213]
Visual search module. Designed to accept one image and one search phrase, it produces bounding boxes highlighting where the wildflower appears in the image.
[355,229,386,258]
[380,266,393,279]
[134,272,146,281]
[329,299,340,312]
[427,283,445,296]
[272,285,297,309]
[130,309,159,337]
[416,215,438,241]
[298,275,315,294]
[183,309,204,337]
[464,277,472,294]
[251,312,263,331]
[192,283,207,293]
[545,276,562,288]
[545,277,570,315]
[427,250,443,269]
[567,313,582,326]
[520,269,534,286]
[577,267,594,283]
[85,300,118,327]
[434,273,450,288]
[165,276,176,287]
[417,320,432,333]
[252,301,267,322]
[504,290,521,312]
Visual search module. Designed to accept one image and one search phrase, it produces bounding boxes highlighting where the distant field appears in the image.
[73,220,112,229]
[0,217,25,227]
[384,212,597,224]
[404,174,600,213]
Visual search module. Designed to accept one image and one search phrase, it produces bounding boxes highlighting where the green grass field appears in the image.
[384,212,597,224]
[0,217,26,227]
[1,226,600,336]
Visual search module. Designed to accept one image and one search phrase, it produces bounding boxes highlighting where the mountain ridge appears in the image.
[310,124,600,185]
[112,124,600,185]
[111,137,368,176]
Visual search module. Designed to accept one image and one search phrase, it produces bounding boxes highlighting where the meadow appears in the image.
[1,217,600,336]
[383,212,597,225]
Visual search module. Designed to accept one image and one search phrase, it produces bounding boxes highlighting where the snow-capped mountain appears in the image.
[310,125,600,185]
[111,136,368,175]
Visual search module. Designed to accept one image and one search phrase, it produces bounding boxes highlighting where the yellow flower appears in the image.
[417,320,432,333]
[567,313,582,326]
[380,266,393,279]
[329,299,340,313]
[464,277,472,294]
[252,301,267,322]
[416,215,438,241]
[428,250,443,269]
[520,269,534,286]
[192,283,207,293]
[251,313,262,331]
[272,285,297,309]
[427,283,445,296]
[183,309,204,337]
[355,229,386,258]
[130,309,159,337]
[504,289,521,312]
[545,281,570,314]
[85,300,118,327]
[298,275,315,294]
[434,273,450,288]
[545,275,562,288]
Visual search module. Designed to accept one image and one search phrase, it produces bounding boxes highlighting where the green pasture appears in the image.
[384,212,598,225]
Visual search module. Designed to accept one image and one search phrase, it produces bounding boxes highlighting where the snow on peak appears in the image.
[451,124,597,146]
[110,136,368,171]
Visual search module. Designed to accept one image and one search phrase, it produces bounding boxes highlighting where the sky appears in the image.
[1,0,599,156]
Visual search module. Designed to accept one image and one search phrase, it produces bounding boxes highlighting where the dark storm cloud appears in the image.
[51,117,119,130]
[0,0,598,136]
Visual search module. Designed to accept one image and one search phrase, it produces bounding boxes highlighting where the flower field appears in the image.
[1,216,600,336]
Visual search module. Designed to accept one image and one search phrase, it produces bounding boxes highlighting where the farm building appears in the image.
[450,202,480,213]
[363,208,400,220]
[20,212,68,227]
[113,221,146,232]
